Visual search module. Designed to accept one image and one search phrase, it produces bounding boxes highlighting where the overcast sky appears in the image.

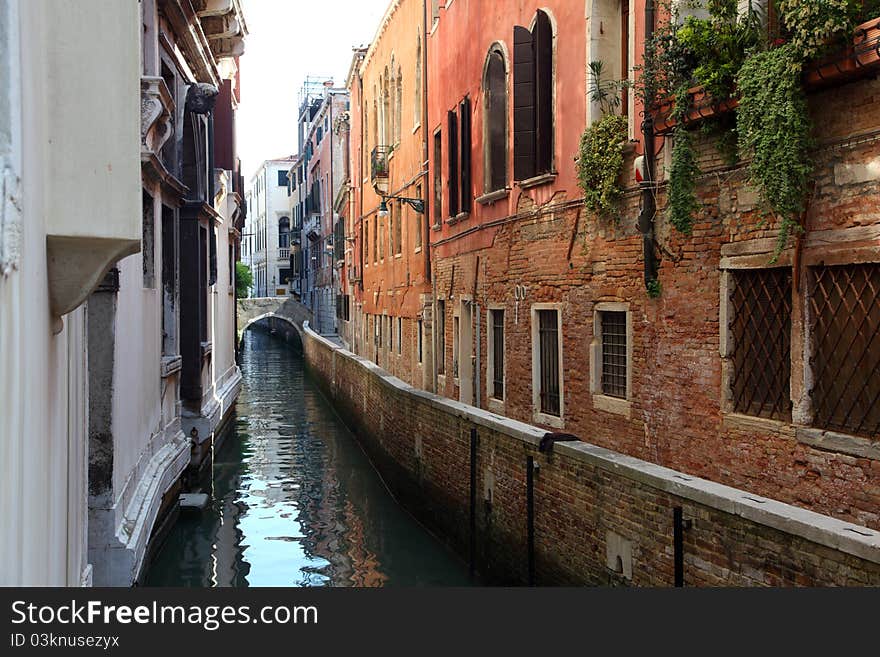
[237,0,389,180]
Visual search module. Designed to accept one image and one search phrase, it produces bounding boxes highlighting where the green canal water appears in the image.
[144,327,473,587]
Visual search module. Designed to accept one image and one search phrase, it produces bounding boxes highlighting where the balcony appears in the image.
[371,145,390,188]
[278,248,290,260]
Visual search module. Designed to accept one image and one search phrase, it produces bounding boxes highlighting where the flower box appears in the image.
[652,85,738,135]
[804,17,880,86]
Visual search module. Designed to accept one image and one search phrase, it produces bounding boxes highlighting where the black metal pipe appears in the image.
[526,455,535,586]
[469,427,477,578]
[639,0,659,288]
[673,506,684,587]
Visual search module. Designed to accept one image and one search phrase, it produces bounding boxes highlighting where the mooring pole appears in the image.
[527,455,535,586]
[674,506,684,587]
[469,427,477,578]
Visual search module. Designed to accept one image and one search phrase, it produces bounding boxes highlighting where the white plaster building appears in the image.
[244,157,296,298]
[0,0,247,587]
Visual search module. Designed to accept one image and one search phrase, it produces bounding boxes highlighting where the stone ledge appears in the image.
[301,322,880,566]
[797,427,880,461]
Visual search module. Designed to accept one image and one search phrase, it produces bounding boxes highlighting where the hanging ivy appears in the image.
[736,44,814,259]
[666,86,701,235]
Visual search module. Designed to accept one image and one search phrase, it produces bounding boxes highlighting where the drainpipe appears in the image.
[638,0,659,288]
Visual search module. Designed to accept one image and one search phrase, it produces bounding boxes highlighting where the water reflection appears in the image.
[145,326,472,587]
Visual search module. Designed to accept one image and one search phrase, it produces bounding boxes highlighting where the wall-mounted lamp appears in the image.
[378,195,425,218]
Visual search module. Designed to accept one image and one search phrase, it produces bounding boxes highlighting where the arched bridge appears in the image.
[237,296,312,340]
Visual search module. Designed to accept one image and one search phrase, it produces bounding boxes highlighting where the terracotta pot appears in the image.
[854,16,880,67]
[652,85,738,134]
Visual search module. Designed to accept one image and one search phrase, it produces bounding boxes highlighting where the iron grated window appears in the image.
[810,263,880,438]
[491,309,504,400]
[538,309,560,416]
[730,268,792,421]
[600,311,627,399]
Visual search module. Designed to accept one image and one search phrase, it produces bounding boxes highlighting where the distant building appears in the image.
[0,0,247,586]
[244,157,296,297]
[296,79,350,335]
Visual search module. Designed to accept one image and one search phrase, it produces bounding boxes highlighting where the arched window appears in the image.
[513,9,554,180]
[483,46,508,193]
[278,217,290,249]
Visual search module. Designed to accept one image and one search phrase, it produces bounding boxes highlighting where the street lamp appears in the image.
[378,195,425,217]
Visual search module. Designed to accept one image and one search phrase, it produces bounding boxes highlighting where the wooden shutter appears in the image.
[448,109,459,217]
[513,25,536,181]
[459,96,472,214]
[534,12,553,174]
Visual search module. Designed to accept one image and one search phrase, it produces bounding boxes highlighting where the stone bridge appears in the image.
[237,296,312,340]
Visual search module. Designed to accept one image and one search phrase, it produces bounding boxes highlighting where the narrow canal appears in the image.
[145,326,473,586]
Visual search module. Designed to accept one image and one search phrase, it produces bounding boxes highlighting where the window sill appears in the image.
[476,188,510,205]
[431,222,442,232]
[200,341,213,359]
[161,355,182,379]
[412,123,421,134]
[593,394,631,418]
[414,246,422,254]
[446,211,470,225]
[517,172,557,190]
[394,253,402,259]
[796,427,880,461]
[487,397,505,415]
[721,412,795,437]
[533,411,564,429]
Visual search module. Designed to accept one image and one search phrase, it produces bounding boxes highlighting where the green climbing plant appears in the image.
[576,61,629,219]
[666,86,701,235]
[736,43,814,259]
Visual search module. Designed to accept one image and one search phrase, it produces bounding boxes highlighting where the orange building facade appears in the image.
[347,0,433,389]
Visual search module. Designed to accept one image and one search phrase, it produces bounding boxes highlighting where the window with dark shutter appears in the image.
[513,25,536,181]
[484,48,508,193]
[277,170,288,187]
[433,130,442,226]
[448,109,459,217]
[459,96,472,213]
[534,10,553,174]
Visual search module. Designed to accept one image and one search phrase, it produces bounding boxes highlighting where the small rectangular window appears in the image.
[277,170,288,187]
[490,309,505,400]
[417,319,423,363]
[600,311,627,399]
[538,309,560,416]
[397,317,402,354]
[437,300,446,375]
[453,315,460,378]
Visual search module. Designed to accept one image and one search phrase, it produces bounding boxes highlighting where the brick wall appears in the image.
[422,77,880,533]
[302,324,880,586]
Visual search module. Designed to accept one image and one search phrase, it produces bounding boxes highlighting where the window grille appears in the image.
[437,300,446,375]
[492,309,505,400]
[730,268,792,421]
[809,264,880,437]
[600,311,627,399]
[538,309,560,416]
